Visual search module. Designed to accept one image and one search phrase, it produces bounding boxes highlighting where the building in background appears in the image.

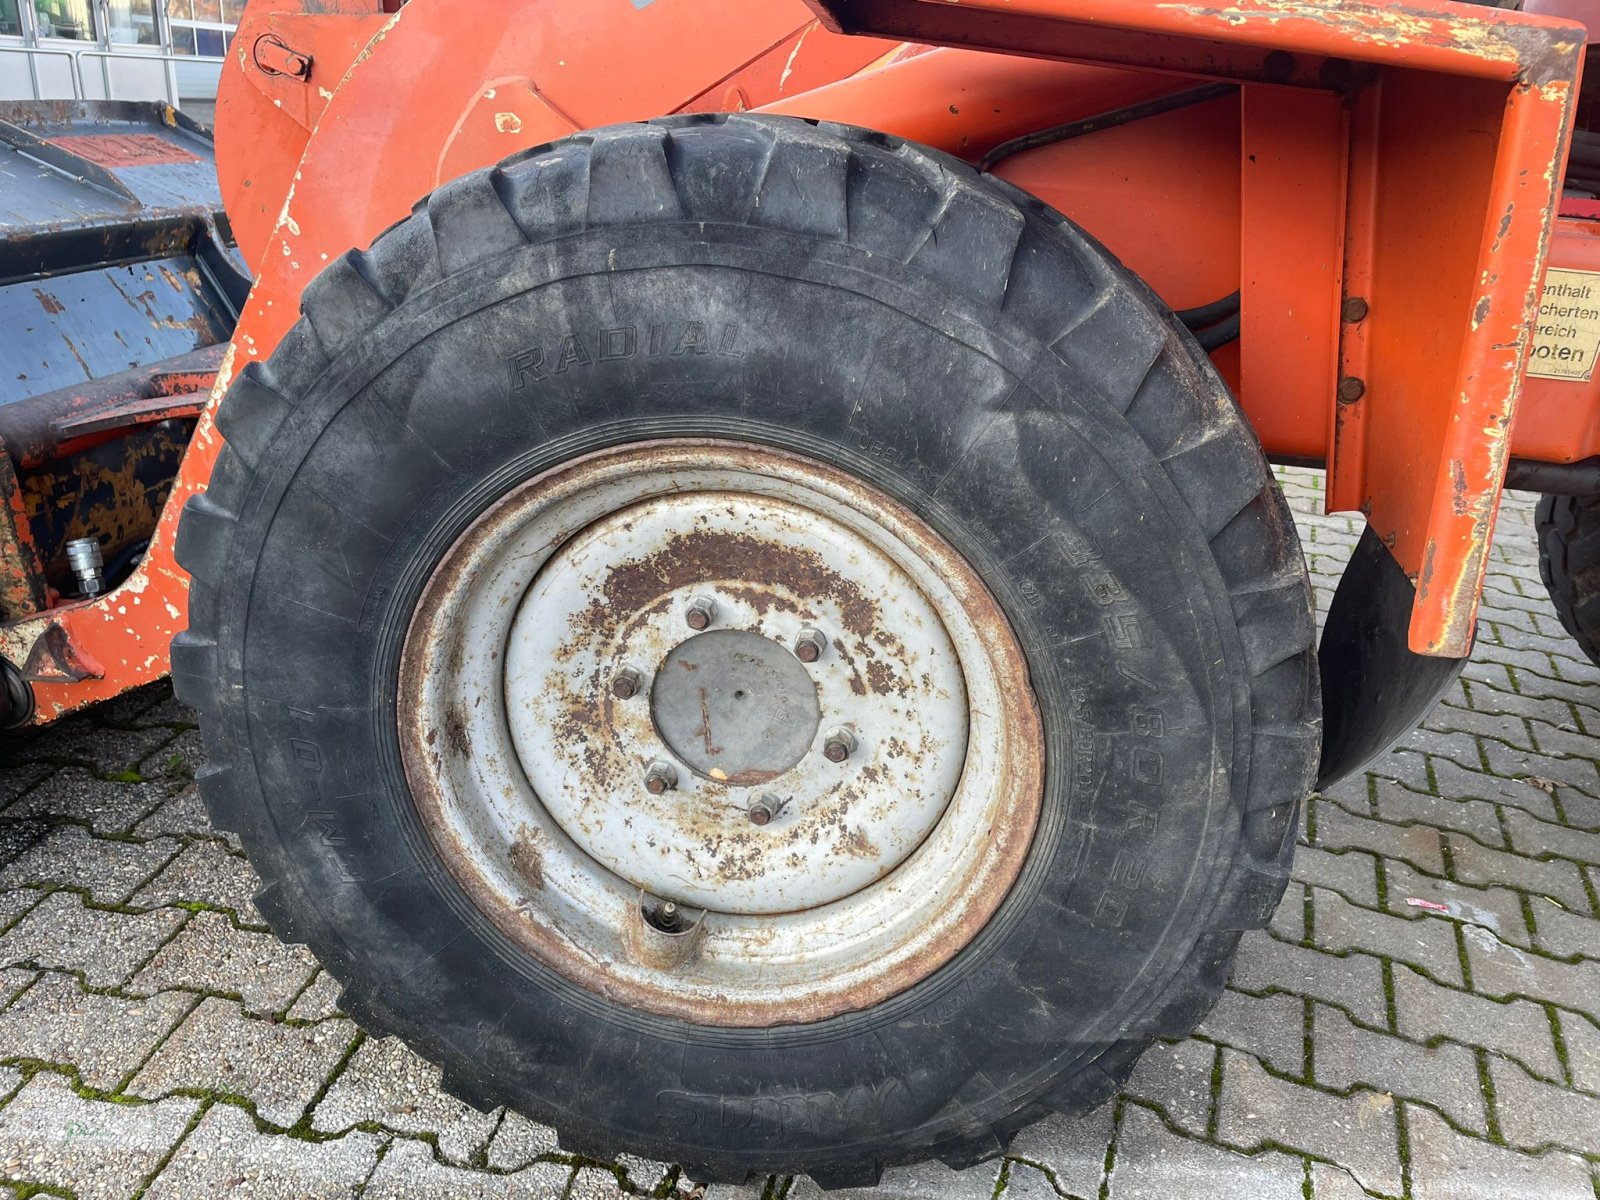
[0,0,238,118]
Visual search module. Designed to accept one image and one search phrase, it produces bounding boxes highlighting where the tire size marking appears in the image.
[286,735,361,884]
[507,320,743,390]
[1018,532,1173,929]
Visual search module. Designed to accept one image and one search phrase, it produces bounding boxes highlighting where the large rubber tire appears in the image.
[1536,492,1600,665]
[175,115,1319,1185]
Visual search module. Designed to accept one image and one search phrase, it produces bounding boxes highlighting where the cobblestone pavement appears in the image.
[1,470,1599,1199]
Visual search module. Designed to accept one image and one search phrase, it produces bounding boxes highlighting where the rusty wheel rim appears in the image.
[397,441,1043,1026]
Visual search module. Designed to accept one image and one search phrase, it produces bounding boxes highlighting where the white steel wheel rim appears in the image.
[398,440,1043,1026]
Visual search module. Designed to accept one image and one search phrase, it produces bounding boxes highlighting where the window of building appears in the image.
[33,0,94,40]
[0,0,23,37]
[104,0,157,44]
[169,0,238,58]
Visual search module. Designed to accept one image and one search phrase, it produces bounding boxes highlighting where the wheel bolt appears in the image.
[611,666,643,700]
[685,596,717,631]
[748,794,780,826]
[793,626,828,663]
[822,727,857,763]
[644,760,678,795]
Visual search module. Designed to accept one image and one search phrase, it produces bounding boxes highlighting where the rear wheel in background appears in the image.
[175,114,1320,1185]
[1537,492,1600,666]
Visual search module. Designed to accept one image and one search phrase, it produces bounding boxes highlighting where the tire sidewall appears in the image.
[221,223,1246,1168]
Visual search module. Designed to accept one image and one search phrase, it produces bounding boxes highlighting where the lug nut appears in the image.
[822,727,857,763]
[611,666,643,700]
[748,793,780,826]
[644,760,678,795]
[685,596,717,631]
[793,626,828,663]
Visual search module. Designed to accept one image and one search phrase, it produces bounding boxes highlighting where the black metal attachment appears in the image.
[0,658,33,730]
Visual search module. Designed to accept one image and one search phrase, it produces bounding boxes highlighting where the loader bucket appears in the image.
[0,100,246,632]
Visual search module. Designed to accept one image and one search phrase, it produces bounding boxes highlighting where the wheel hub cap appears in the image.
[650,629,822,781]
[398,441,1042,1025]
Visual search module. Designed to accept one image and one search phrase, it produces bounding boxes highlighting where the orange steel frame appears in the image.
[0,0,1590,722]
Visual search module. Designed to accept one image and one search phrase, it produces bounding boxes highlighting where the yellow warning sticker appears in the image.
[1529,268,1600,382]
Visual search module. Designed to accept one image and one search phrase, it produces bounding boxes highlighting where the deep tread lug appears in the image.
[300,251,394,354]
[214,364,294,470]
[173,491,237,580]
[426,173,528,275]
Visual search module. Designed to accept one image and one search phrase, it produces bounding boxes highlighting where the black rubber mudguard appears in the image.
[1316,526,1470,789]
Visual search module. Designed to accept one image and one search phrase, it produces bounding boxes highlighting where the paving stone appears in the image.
[1455,684,1580,733]
[1559,1011,1600,1095]
[363,1136,572,1199]
[1367,779,1506,846]
[1194,987,1306,1077]
[131,997,356,1126]
[130,909,316,1015]
[1108,1101,1305,1200]
[1392,963,1563,1081]
[0,1071,197,1200]
[1121,1038,1213,1137]
[287,970,345,1022]
[616,1152,672,1193]
[789,1158,1000,1200]
[1002,1160,1074,1200]
[0,826,178,905]
[1310,1162,1382,1200]
[1311,888,1463,986]
[486,1109,561,1172]
[0,822,50,875]
[1502,806,1600,866]
[1480,741,1600,802]
[1526,719,1600,762]
[1312,804,1446,877]
[1291,845,1380,909]
[0,890,183,986]
[11,719,179,777]
[0,765,49,808]
[133,785,238,848]
[1005,1102,1114,1200]
[0,892,39,936]
[1229,935,1388,1031]
[89,683,176,727]
[1487,1053,1600,1154]
[0,972,192,1090]
[1382,860,1533,949]
[565,1166,631,1200]
[1462,922,1600,1012]
[131,839,264,924]
[3,769,174,836]
[311,1034,499,1165]
[1404,1101,1594,1200]
[1428,758,1562,824]
[1216,1049,1400,1196]
[144,1101,382,1200]
[1311,1002,1486,1136]
[0,967,35,1007]
[1447,836,1594,913]
[1420,707,1536,754]
[1269,882,1305,942]
[150,726,203,783]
